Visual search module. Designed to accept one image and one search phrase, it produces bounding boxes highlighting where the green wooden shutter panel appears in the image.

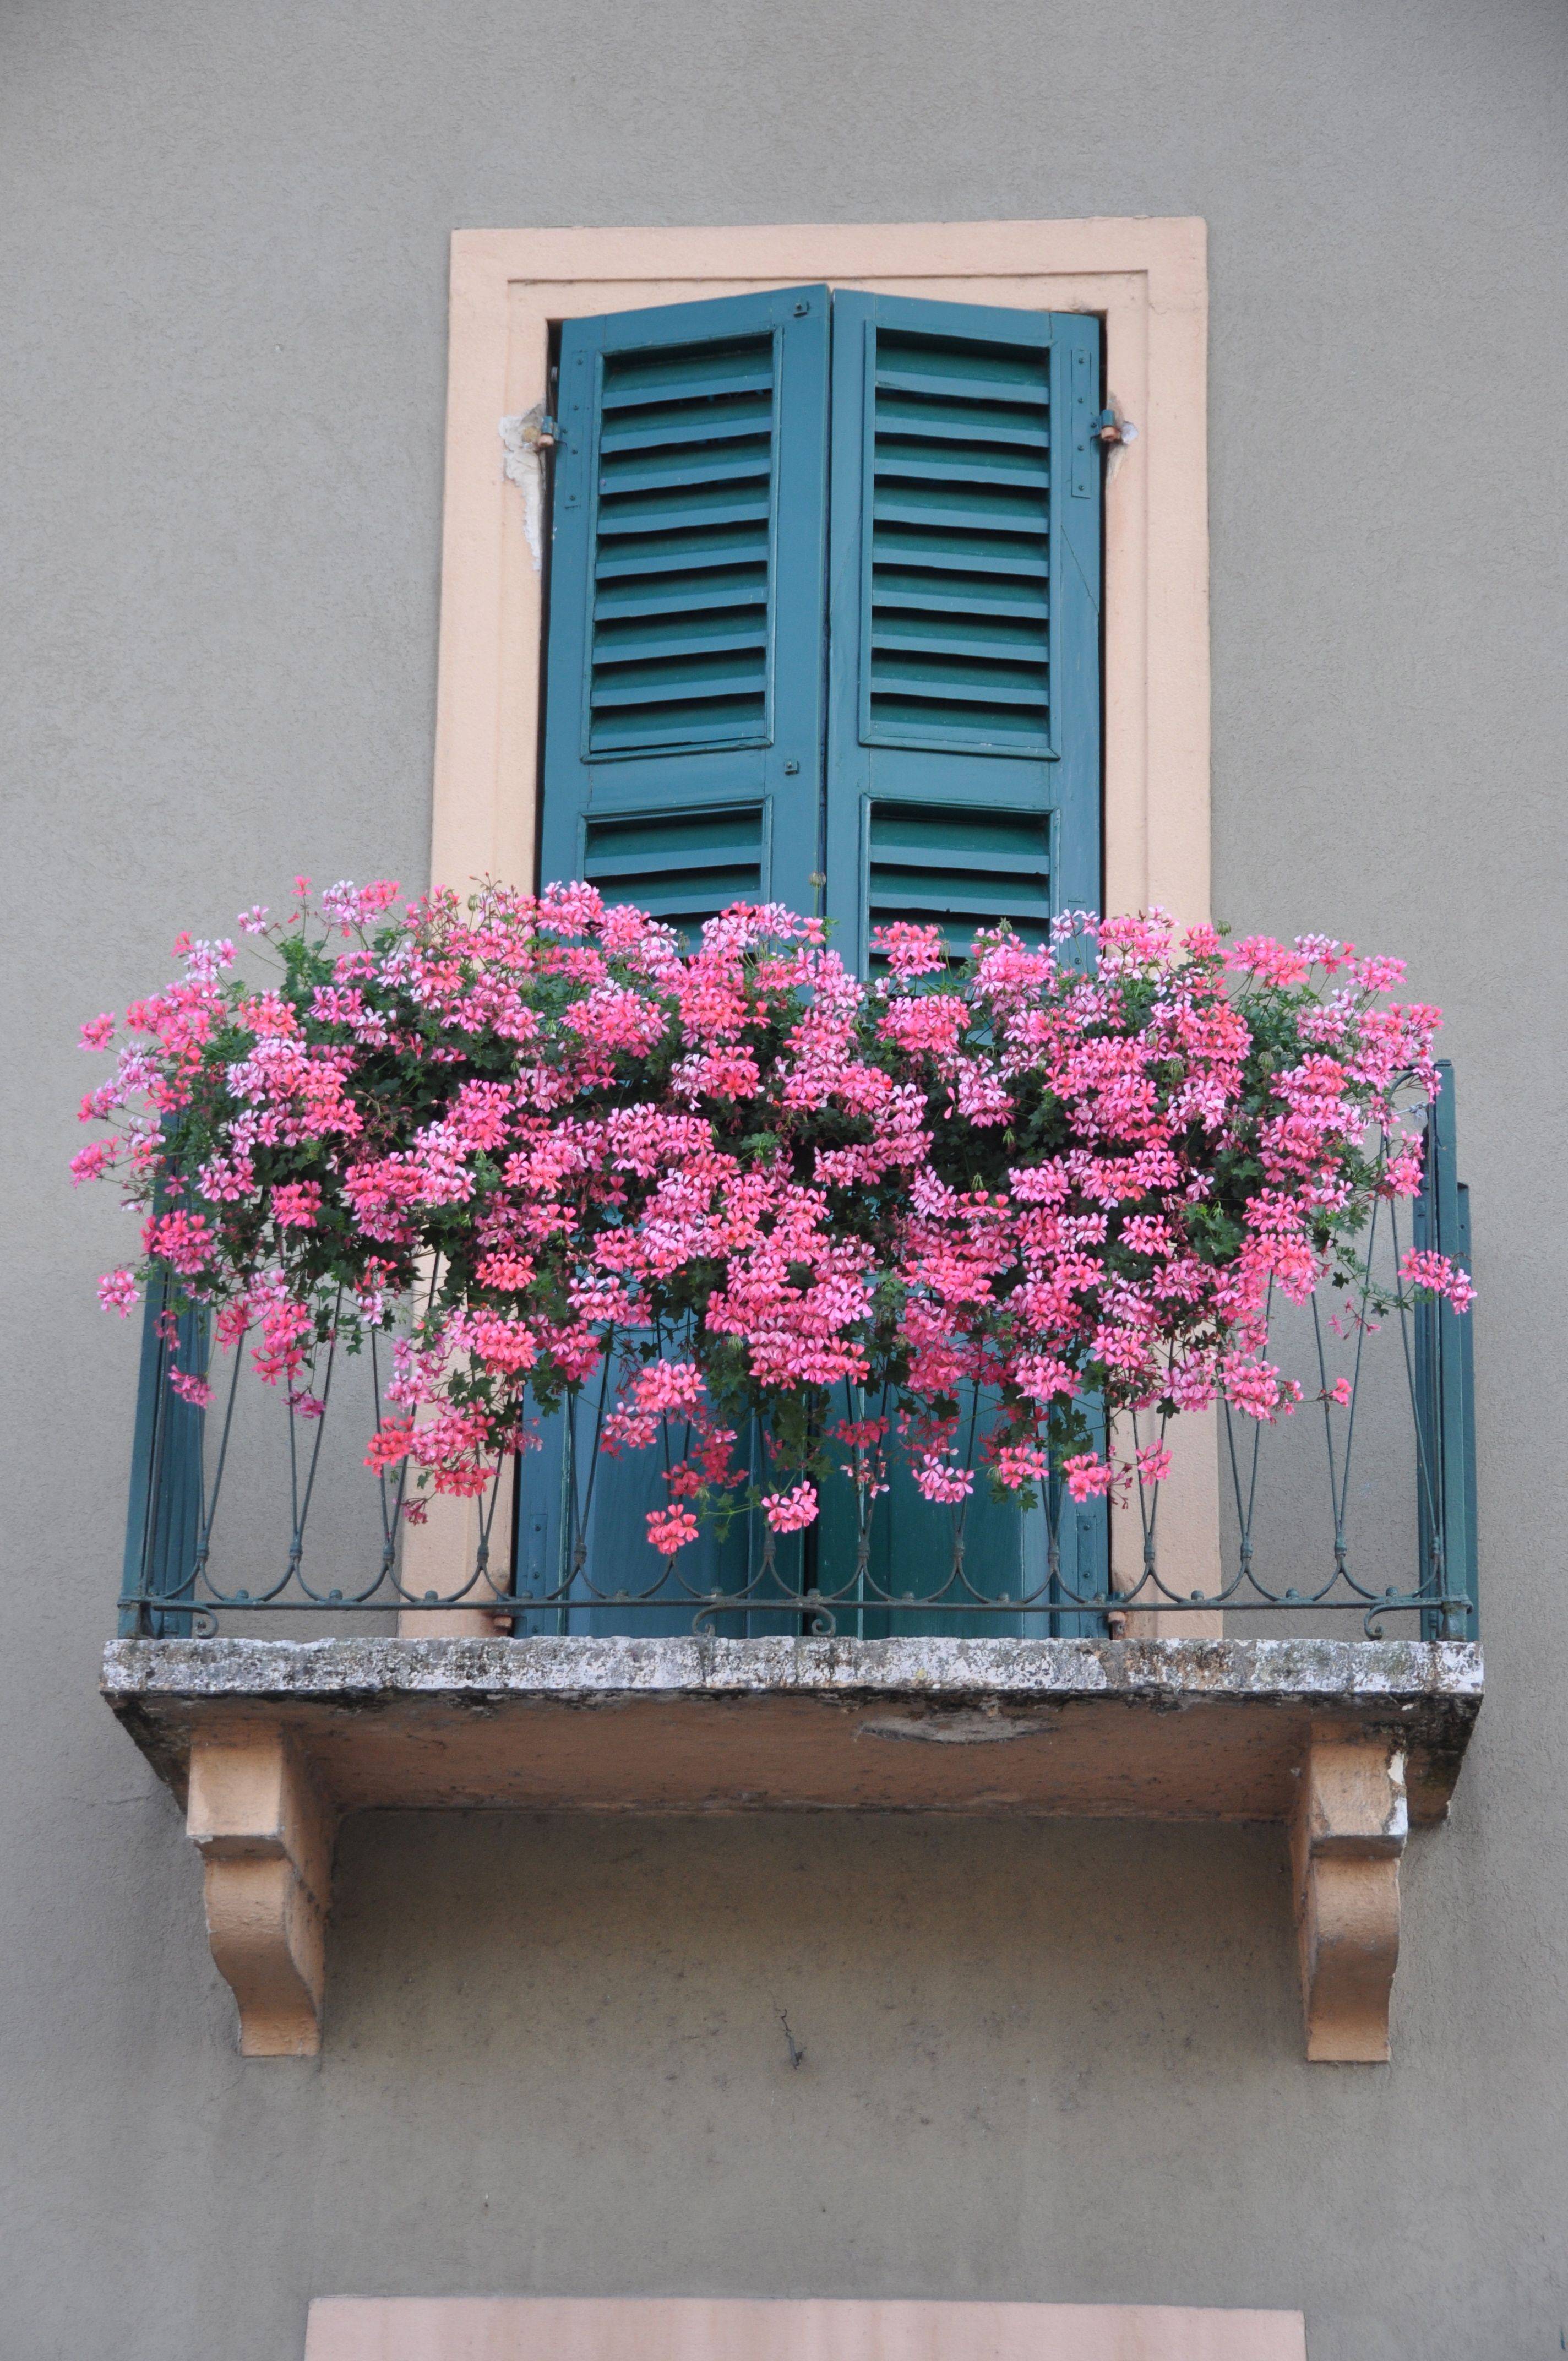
[1415,1062,1478,1639]
[825,291,1102,975]
[818,293,1106,1633]
[542,286,831,931]
[119,1277,207,1638]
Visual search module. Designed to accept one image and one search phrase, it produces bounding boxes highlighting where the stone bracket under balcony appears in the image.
[102,1634,1482,2063]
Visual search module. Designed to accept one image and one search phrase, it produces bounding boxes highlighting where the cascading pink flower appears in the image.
[98,1269,140,1316]
[73,878,1468,1539]
[1399,1248,1476,1313]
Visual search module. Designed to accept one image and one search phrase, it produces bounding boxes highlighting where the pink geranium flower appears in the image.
[72,875,1460,1540]
[98,1269,140,1316]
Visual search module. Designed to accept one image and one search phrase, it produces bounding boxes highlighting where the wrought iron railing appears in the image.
[118,1067,1477,1643]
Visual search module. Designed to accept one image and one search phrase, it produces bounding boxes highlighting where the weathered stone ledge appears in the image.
[104,1634,1481,1830]
[105,1631,1482,1706]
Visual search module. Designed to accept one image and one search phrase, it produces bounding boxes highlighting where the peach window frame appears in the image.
[424,219,1218,1617]
[431,217,1210,931]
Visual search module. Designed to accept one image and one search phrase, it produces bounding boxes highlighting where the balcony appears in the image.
[102,1071,1480,2064]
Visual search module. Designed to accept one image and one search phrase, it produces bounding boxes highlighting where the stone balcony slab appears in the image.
[104,1633,1480,1821]
[103,1634,1480,2061]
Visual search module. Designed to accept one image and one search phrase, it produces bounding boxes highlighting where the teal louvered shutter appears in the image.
[818,292,1106,1634]
[531,286,1105,1639]
[540,286,832,931]
[1414,1063,1478,1640]
[529,286,830,1631]
[515,1394,793,1639]
[823,293,1102,970]
[119,1277,208,1637]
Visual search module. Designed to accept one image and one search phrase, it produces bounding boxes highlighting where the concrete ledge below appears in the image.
[104,1634,1481,1824]
[102,1635,1482,2059]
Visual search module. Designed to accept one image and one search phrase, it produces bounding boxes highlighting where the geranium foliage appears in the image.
[74,877,1473,1555]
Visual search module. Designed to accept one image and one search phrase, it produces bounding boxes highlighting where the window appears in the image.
[418,221,1219,1628]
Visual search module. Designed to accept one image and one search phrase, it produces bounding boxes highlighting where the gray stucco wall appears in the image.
[3,2,1566,2355]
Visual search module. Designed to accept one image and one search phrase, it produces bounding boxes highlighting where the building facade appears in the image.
[4,2,1566,2355]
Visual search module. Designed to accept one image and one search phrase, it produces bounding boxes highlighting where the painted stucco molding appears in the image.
[1291,1729,1409,2063]
[304,2294,1308,2360]
[422,215,1217,1627]
[186,1727,338,2055]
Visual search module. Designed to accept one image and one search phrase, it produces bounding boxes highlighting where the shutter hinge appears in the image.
[502,403,560,454]
[1092,407,1137,449]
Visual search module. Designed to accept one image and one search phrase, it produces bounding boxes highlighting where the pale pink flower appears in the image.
[870,921,948,978]
[913,1457,973,1505]
[98,1269,140,1316]
[70,1140,116,1186]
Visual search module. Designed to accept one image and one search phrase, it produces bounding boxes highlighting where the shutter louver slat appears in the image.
[869,572,1047,621]
[872,614,1042,658]
[594,568,767,621]
[601,350,775,403]
[587,709,764,753]
[589,654,767,708]
[874,353,1047,401]
[595,536,769,584]
[872,391,1048,447]
[600,391,774,453]
[594,617,767,664]
[597,484,772,531]
[870,661,1048,707]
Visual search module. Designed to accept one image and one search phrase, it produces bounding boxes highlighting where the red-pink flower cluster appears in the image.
[73,878,1471,1553]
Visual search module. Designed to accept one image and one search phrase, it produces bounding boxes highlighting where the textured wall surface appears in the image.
[3,2,1566,2356]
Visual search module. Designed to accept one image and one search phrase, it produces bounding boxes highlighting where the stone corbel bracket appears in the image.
[186,1729,338,2056]
[1291,1729,1409,2062]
